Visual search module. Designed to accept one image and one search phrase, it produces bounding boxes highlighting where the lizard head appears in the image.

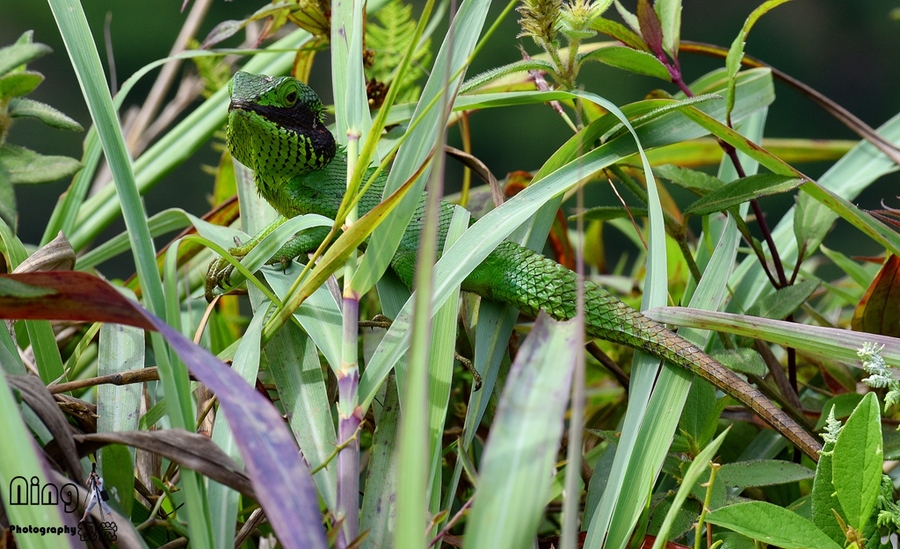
[226,72,336,184]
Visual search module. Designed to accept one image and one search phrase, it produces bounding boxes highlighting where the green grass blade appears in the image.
[587,107,767,548]
[0,373,74,549]
[208,308,265,548]
[463,314,578,548]
[645,307,900,368]
[98,319,143,520]
[359,375,402,548]
[395,207,467,548]
[351,0,492,295]
[265,321,339,511]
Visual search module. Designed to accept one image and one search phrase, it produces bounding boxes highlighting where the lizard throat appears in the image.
[226,105,336,184]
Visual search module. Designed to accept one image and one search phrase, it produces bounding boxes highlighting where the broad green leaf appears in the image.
[0,144,82,184]
[718,460,814,490]
[748,278,820,320]
[0,40,51,76]
[811,439,845,544]
[710,348,767,377]
[591,18,647,50]
[655,0,681,57]
[654,163,724,193]
[8,97,83,131]
[832,391,882,531]
[581,45,670,80]
[683,173,804,217]
[705,501,842,549]
[0,71,42,99]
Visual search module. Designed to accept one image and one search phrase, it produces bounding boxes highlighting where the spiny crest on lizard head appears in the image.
[226,72,336,188]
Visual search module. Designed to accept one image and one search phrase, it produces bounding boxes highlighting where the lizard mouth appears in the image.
[227,99,254,114]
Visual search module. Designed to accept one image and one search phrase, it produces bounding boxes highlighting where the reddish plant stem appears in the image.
[336,296,361,548]
[666,52,800,406]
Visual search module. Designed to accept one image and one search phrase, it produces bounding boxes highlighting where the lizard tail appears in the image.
[463,240,822,460]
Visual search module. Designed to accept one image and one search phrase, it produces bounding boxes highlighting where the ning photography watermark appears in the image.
[7,464,118,543]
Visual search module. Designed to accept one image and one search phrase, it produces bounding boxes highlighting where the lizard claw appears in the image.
[205,250,245,302]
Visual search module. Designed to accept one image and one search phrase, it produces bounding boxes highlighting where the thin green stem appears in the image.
[695,462,720,549]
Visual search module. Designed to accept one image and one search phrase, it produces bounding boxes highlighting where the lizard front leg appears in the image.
[205,218,331,301]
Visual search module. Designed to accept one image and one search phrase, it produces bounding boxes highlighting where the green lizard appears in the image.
[207,71,822,460]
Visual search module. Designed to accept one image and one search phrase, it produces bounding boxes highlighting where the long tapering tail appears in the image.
[463,240,822,460]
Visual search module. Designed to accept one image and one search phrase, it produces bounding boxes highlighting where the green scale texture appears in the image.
[218,71,822,460]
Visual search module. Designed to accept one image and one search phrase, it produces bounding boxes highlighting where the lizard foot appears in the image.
[205,249,247,302]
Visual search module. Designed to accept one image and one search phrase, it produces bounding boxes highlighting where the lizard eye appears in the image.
[284,89,299,107]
